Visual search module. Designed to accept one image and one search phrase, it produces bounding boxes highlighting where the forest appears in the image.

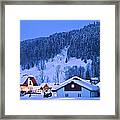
[20,21,100,83]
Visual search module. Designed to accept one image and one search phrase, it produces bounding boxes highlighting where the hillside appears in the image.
[20,21,100,84]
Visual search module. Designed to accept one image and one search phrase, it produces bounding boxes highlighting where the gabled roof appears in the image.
[52,76,99,91]
[23,76,38,86]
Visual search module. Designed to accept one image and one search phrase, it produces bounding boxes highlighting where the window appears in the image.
[65,93,68,97]
[29,80,32,85]
[78,94,81,97]
[71,84,75,88]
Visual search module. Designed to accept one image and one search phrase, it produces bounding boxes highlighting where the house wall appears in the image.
[64,91,82,98]
[20,86,28,92]
[28,78,33,87]
[57,87,64,98]
[56,87,91,98]
[81,87,90,98]
[52,92,58,98]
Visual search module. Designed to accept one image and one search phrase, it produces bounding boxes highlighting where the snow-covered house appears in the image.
[39,83,51,92]
[51,76,100,98]
[39,83,59,92]
[20,75,38,93]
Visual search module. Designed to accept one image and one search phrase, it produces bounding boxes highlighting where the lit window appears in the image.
[71,84,75,88]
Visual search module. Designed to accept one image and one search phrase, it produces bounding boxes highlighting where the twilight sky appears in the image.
[20,20,99,41]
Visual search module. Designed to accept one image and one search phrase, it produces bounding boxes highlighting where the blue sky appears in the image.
[20,20,99,41]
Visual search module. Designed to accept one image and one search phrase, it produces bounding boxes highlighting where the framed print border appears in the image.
[0,0,119,119]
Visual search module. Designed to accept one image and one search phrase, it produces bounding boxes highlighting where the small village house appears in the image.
[39,83,55,92]
[20,75,38,93]
[51,76,100,98]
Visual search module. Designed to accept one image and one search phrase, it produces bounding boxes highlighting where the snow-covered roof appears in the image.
[52,76,99,91]
[91,77,99,81]
[39,83,59,88]
[20,74,36,84]
[20,75,38,86]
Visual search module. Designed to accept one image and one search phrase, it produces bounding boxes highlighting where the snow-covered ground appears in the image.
[20,94,100,100]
